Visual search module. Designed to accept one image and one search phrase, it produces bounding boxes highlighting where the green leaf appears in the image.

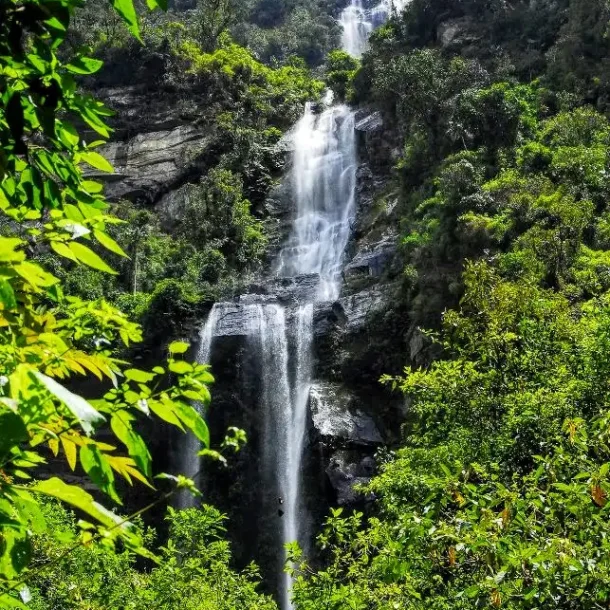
[57,121,80,148]
[66,56,104,75]
[464,585,479,598]
[14,262,58,289]
[69,242,117,274]
[29,478,124,529]
[169,361,192,375]
[82,180,104,194]
[0,238,25,263]
[50,240,78,263]
[174,402,210,448]
[0,412,28,457]
[93,229,128,257]
[149,399,183,428]
[124,368,155,383]
[169,341,190,355]
[80,151,114,173]
[80,444,120,503]
[146,0,168,9]
[0,280,17,309]
[111,412,152,477]
[111,0,141,40]
[35,372,105,435]
[0,592,29,608]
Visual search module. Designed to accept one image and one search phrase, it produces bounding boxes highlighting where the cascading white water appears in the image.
[340,0,409,58]
[256,304,299,610]
[276,101,356,301]
[339,0,373,58]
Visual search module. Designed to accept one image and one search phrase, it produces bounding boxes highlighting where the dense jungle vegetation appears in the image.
[4,0,610,608]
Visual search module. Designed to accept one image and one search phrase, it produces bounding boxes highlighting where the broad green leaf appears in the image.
[0,279,17,309]
[124,368,155,383]
[0,238,25,263]
[69,242,117,274]
[174,402,210,448]
[60,437,78,471]
[0,529,31,581]
[82,180,104,193]
[169,361,192,375]
[0,591,29,608]
[66,56,104,75]
[57,121,80,148]
[80,150,114,173]
[50,240,78,263]
[146,0,168,9]
[35,372,105,435]
[149,398,183,428]
[111,412,152,477]
[169,341,190,354]
[93,229,128,257]
[111,0,141,40]
[29,478,125,529]
[14,262,58,289]
[80,444,120,503]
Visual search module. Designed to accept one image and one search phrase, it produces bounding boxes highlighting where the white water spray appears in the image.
[177,305,220,509]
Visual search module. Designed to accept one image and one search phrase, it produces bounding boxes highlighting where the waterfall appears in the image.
[340,0,409,58]
[339,0,373,58]
[181,1,405,605]
[276,102,356,301]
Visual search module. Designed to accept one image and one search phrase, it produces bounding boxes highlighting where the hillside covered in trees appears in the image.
[3,0,610,608]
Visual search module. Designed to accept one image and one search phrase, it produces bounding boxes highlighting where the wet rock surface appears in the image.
[326,450,377,506]
[309,382,383,445]
[344,237,397,278]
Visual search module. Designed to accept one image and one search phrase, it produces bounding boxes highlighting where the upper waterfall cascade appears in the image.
[340,0,409,58]
[183,2,403,608]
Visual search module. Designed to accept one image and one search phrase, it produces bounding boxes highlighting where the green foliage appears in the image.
[28,502,276,609]
[291,260,610,609]
[234,1,342,67]
[289,2,610,608]
[325,50,359,102]
[176,169,268,266]
[177,37,323,121]
[0,0,236,604]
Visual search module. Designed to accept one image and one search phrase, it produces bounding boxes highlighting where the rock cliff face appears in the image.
[93,73,408,590]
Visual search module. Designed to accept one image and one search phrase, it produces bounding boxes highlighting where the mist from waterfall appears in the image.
[340,0,409,58]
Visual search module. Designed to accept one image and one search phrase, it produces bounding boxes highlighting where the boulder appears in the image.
[344,238,397,278]
[437,17,480,49]
[326,450,376,506]
[354,110,383,133]
[338,284,394,332]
